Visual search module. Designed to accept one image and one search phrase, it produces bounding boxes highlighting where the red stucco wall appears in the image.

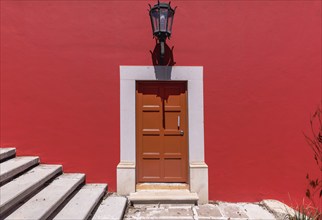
[1,0,321,205]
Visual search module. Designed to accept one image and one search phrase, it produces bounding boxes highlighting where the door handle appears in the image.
[180,130,184,136]
[177,115,180,129]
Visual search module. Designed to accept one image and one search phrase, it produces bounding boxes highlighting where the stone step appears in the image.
[92,196,128,220]
[0,148,16,161]
[5,173,85,220]
[53,184,107,220]
[124,204,195,220]
[261,199,296,219]
[128,190,199,205]
[0,156,40,185]
[0,164,62,215]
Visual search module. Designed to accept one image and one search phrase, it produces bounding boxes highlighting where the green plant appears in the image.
[303,105,322,207]
[284,105,322,220]
[284,205,321,220]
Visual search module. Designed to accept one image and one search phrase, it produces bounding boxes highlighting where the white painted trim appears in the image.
[117,66,208,203]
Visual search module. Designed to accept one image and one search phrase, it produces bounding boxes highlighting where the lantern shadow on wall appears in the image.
[150,40,176,66]
[150,41,175,80]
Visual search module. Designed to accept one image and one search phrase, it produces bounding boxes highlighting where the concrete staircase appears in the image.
[0,148,127,220]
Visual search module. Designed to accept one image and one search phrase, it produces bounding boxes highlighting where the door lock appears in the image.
[180,130,184,136]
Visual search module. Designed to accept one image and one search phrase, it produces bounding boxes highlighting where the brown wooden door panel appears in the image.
[141,158,161,181]
[142,135,162,156]
[136,81,188,183]
[164,158,185,180]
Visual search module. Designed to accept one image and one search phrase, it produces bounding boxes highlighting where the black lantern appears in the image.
[149,1,176,63]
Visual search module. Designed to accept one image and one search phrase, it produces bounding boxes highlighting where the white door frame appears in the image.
[117,66,208,204]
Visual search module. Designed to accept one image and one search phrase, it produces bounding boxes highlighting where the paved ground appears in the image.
[124,200,291,220]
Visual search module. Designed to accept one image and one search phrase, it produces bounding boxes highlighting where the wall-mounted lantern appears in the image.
[149,1,176,64]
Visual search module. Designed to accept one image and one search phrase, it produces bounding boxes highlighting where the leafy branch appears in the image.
[303,104,322,206]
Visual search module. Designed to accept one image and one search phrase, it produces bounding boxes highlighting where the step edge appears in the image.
[0,157,40,184]
[92,196,128,220]
[53,184,106,220]
[0,148,16,161]
[0,165,62,214]
[6,173,85,220]
[41,173,86,220]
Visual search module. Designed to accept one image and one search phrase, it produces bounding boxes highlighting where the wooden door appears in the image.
[136,81,188,183]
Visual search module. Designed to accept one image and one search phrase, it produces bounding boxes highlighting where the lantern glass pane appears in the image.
[151,9,160,33]
[167,11,174,33]
[159,8,168,32]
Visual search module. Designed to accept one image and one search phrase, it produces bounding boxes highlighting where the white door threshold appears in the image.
[136,183,189,191]
[128,189,199,205]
